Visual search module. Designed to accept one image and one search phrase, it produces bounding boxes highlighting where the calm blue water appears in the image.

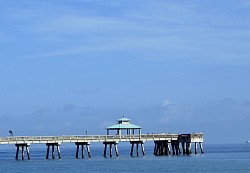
[0,144,250,173]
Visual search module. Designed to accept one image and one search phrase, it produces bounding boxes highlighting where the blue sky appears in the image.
[1,0,250,144]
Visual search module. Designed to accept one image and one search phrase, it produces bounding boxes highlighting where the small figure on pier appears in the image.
[9,130,13,137]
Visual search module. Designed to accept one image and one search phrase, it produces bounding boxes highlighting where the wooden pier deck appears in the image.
[0,134,181,144]
[0,133,204,160]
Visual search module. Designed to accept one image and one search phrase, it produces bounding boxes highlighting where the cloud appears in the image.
[1,97,250,143]
[2,0,249,65]
[36,15,141,34]
[63,121,72,129]
[62,103,76,112]
[32,106,52,116]
[159,104,192,124]
[242,0,250,5]
[192,98,250,123]
[161,99,171,107]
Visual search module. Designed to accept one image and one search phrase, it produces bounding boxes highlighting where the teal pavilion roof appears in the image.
[106,117,141,130]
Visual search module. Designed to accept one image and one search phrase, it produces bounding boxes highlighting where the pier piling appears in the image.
[154,141,171,156]
[15,143,30,160]
[171,141,176,155]
[75,142,91,159]
[130,141,144,157]
[195,142,198,154]
[182,142,186,155]
[103,141,119,158]
[199,142,204,154]
[130,142,134,156]
[46,143,61,159]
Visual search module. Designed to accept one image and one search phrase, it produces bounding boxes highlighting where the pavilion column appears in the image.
[119,129,122,139]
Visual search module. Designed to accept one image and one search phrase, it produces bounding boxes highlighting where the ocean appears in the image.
[0,143,250,173]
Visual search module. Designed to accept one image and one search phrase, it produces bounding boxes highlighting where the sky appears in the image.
[1,0,250,144]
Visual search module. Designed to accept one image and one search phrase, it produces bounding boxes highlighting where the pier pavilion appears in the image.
[104,117,143,157]
[106,117,141,136]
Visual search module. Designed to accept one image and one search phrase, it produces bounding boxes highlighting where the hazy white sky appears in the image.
[1,0,250,143]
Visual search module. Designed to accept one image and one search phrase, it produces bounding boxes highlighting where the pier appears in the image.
[0,117,204,160]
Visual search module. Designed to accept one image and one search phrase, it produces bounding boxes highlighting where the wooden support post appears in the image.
[182,142,186,155]
[186,142,190,155]
[21,145,25,160]
[57,145,61,159]
[114,143,119,157]
[163,142,166,155]
[141,143,145,156]
[103,143,107,157]
[156,143,160,155]
[76,144,79,159]
[160,143,163,155]
[52,145,55,159]
[162,141,167,155]
[87,144,91,158]
[158,142,160,156]
[46,145,50,159]
[26,145,30,160]
[179,143,181,155]
[162,142,165,155]
[157,142,160,156]
[81,145,84,158]
[188,143,192,154]
[15,146,19,160]
[168,142,171,155]
[130,143,134,156]
[165,142,168,155]
[109,143,112,158]
[171,141,175,155]
[136,143,139,157]
[175,142,179,155]
[168,143,171,155]
[195,142,198,154]
[154,143,157,155]
[199,142,204,154]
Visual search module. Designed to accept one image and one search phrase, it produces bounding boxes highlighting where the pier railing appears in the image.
[0,133,191,144]
[0,133,203,145]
